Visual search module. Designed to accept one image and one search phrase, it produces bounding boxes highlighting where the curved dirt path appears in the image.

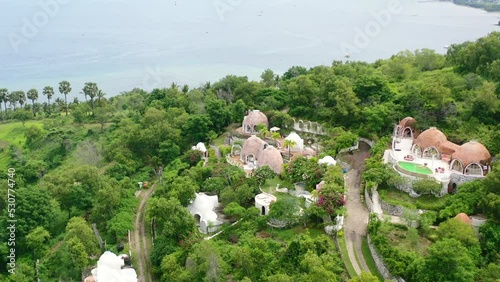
[342,142,371,275]
[131,186,155,282]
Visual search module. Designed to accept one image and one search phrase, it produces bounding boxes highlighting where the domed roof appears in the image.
[192,142,207,152]
[243,110,269,127]
[242,135,267,159]
[452,141,491,167]
[454,213,472,225]
[258,146,284,173]
[285,131,304,151]
[413,127,460,154]
[319,156,336,166]
[398,117,416,129]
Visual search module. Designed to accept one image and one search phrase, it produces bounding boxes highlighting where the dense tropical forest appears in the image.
[0,32,499,281]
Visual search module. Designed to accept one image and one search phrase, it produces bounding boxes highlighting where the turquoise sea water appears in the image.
[0,0,499,99]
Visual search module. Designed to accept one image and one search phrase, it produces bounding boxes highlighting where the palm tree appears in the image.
[82,82,98,114]
[96,89,105,107]
[43,86,55,115]
[259,127,270,139]
[283,139,297,161]
[17,91,26,109]
[8,91,21,111]
[55,98,65,114]
[58,81,71,116]
[26,89,39,117]
[0,88,7,116]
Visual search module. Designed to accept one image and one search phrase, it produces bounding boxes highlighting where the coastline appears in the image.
[451,0,500,12]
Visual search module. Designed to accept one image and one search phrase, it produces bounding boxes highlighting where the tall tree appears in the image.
[17,90,26,109]
[43,86,55,115]
[8,91,21,110]
[0,88,7,115]
[283,139,297,160]
[58,80,71,116]
[27,88,39,117]
[82,82,98,114]
[96,89,106,107]
[416,238,477,282]
[261,69,277,87]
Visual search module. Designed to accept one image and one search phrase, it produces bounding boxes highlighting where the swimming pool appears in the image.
[398,161,433,175]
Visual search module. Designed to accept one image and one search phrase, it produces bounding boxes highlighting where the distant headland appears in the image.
[450,0,500,12]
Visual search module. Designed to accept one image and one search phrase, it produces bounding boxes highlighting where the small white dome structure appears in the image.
[243,110,269,134]
[255,193,277,215]
[188,193,223,234]
[285,132,304,151]
[192,142,208,157]
[88,251,138,282]
[257,145,284,174]
[319,156,337,166]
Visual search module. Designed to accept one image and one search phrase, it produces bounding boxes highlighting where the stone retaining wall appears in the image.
[359,137,375,148]
[365,188,373,212]
[379,198,405,217]
[367,234,406,282]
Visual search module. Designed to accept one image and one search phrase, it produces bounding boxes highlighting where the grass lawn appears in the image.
[361,237,384,281]
[338,234,357,278]
[213,134,226,146]
[379,188,448,211]
[263,177,294,193]
[0,121,44,171]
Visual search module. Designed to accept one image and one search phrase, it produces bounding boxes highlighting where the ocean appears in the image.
[0,0,499,99]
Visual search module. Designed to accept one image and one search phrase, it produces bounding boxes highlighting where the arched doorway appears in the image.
[403,127,413,138]
[448,182,457,194]
[194,214,201,226]
[261,206,266,215]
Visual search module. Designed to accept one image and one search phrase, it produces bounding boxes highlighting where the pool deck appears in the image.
[386,138,451,183]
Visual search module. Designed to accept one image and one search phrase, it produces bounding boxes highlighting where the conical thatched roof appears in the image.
[258,146,284,174]
[452,141,491,167]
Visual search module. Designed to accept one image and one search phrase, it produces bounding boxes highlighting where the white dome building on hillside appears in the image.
[85,251,138,282]
[257,146,284,174]
[192,142,208,157]
[242,110,269,134]
[285,132,304,151]
[255,193,277,216]
[241,135,268,163]
[188,193,223,234]
[319,156,337,166]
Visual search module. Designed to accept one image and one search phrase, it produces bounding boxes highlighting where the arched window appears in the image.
[423,147,440,159]
[465,163,483,176]
[450,159,463,172]
[412,145,422,157]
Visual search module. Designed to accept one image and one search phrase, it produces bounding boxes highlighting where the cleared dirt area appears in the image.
[130,186,155,282]
[341,141,372,275]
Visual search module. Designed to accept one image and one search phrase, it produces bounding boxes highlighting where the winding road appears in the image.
[130,186,155,282]
[342,141,371,275]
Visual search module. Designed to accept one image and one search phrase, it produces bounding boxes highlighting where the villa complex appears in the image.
[385,117,492,194]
